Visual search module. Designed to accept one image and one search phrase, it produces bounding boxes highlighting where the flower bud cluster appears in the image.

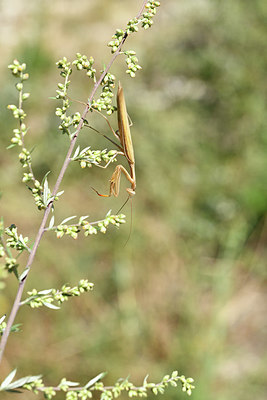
[56,225,79,239]
[7,61,53,211]
[7,105,26,120]
[55,58,75,136]
[10,124,27,146]
[2,369,194,398]
[142,1,161,29]
[126,18,139,34]
[108,29,125,53]
[56,57,72,78]
[7,61,30,146]
[83,213,126,236]
[30,179,45,210]
[18,147,31,168]
[0,221,18,276]
[24,280,94,309]
[8,59,28,79]
[107,1,160,77]
[55,55,96,135]
[73,53,96,80]
[124,51,142,78]
[22,172,34,183]
[56,109,82,135]
[48,212,126,239]
[4,257,19,273]
[72,146,118,169]
[5,224,29,252]
[28,178,63,210]
[91,73,116,115]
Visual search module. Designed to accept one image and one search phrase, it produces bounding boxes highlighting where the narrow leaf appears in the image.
[143,374,149,386]
[0,369,17,389]
[79,215,89,224]
[84,372,107,389]
[72,146,80,160]
[106,210,112,217]
[43,302,60,310]
[41,171,51,186]
[19,235,26,246]
[43,178,49,205]
[152,387,158,395]
[63,381,79,387]
[80,146,91,155]
[38,289,53,295]
[60,216,76,225]
[4,375,42,390]
[48,216,55,230]
[11,323,22,333]
[19,267,30,282]
[158,387,165,394]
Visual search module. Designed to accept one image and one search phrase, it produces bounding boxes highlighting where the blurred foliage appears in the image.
[0,1,266,400]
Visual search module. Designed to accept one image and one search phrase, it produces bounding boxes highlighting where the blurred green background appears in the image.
[0,1,266,399]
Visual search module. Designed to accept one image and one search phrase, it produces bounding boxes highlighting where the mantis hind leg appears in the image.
[92,165,121,197]
[92,164,135,198]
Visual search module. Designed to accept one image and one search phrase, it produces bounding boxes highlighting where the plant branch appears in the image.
[0,0,147,365]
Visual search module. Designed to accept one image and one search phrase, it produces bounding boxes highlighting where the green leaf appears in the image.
[11,323,22,333]
[84,372,107,389]
[63,380,79,387]
[6,375,42,390]
[79,215,89,223]
[0,369,17,390]
[143,375,149,386]
[41,171,51,186]
[43,178,49,206]
[0,314,6,324]
[18,234,27,247]
[48,216,55,230]
[60,216,77,225]
[72,146,80,159]
[157,387,165,394]
[19,267,30,282]
[38,289,53,295]
[171,371,178,379]
[80,146,91,155]
[43,302,60,310]
[152,387,158,395]
[105,210,112,217]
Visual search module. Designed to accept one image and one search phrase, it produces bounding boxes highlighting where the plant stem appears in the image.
[0,0,148,366]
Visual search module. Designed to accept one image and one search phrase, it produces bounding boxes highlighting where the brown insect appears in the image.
[92,82,136,199]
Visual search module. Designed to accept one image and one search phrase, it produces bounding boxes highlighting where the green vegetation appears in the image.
[0,1,266,399]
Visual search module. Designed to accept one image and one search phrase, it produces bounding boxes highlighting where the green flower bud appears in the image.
[22,93,30,100]
[16,83,23,91]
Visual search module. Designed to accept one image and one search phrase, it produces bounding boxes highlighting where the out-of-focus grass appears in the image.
[1,1,266,400]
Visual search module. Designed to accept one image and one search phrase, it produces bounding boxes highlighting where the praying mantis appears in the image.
[92,82,136,200]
